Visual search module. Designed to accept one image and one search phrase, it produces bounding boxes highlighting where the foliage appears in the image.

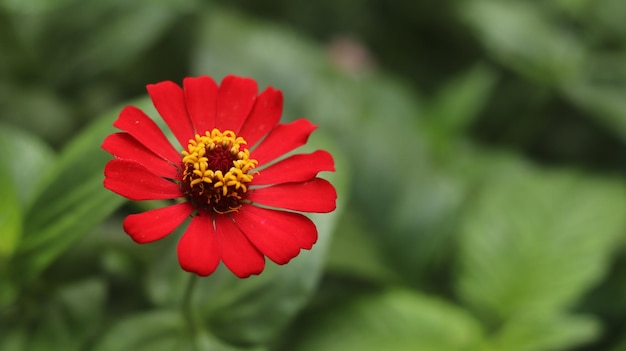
[1,0,626,350]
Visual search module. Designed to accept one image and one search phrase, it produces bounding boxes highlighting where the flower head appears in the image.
[103,75,337,278]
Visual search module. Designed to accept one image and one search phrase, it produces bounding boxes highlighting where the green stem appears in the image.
[182,273,198,349]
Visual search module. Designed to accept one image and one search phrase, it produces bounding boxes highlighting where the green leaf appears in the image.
[9,0,198,84]
[92,310,186,351]
[425,64,497,139]
[564,82,626,142]
[26,279,107,351]
[490,312,600,351]
[0,127,27,308]
[145,131,347,346]
[11,99,155,281]
[461,0,584,87]
[584,0,626,38]
[0,85,75,147]
[0,323,27,351]
[0,123,56,209]
[324,208,400,283]
[190,7,328,95]
[0,0,77,14]
[285,289,485,351]
[67,0,196,78]
[0,163,22,261]
[93,310,264,351]
[383,164,469,286]
[456,157,626,322]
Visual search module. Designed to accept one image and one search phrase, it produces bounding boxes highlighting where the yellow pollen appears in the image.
[181,129,257,213]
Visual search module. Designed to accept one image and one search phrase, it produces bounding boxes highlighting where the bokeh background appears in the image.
[1,0,626,350]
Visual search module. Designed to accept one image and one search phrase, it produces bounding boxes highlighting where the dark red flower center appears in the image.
[206,147,235,173]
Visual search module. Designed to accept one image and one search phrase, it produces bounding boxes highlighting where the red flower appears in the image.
[102,75,337,278]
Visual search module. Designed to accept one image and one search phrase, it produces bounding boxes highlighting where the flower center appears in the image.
[180,129,257,214]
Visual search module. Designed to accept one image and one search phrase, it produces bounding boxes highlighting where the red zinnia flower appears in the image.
[102,75,337,278]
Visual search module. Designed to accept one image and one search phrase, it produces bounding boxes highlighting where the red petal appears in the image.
[215,75,258,132]
[251,119,317,166]
[177,213,220,276]
[104,159,183,200]
[233,205,317,264]
[247,178,336,213]
[238,87,283,147]
[123,202,193,244]
[113,106,180,163]
[183,76,218,134]
[252,150,335,185]
[102,133,179,179]
[215,215,265,278]
[147,80,195,148]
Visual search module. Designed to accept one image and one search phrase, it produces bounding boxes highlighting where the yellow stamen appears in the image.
[181,129,258,213]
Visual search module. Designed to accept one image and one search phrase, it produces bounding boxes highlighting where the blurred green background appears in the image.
[1,0,626,350]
